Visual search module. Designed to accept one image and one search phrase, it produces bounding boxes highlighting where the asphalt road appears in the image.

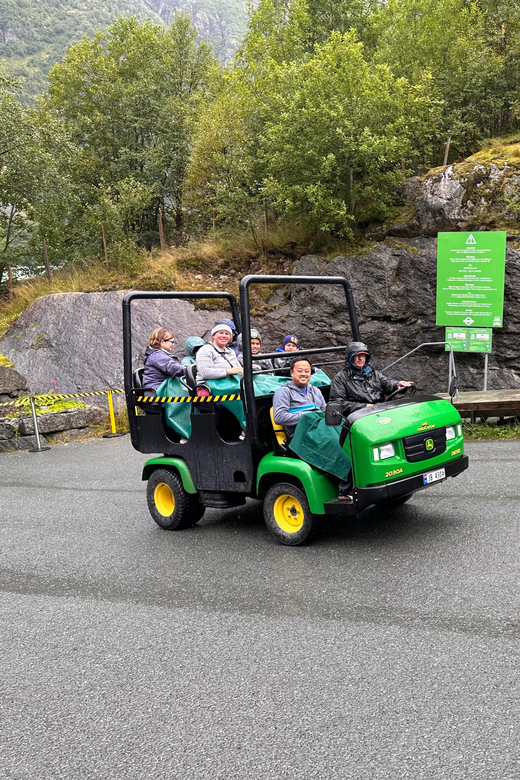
[1,437,518,780]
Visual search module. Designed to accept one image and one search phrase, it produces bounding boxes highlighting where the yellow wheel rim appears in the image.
[273,494,305,534]
[154,482,175,517]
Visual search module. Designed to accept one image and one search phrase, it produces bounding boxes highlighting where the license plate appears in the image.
[423,468,445,485]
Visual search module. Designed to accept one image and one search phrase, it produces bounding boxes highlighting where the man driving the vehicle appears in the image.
[330,341,413,417]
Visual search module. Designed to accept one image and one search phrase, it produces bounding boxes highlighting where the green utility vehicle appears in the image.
[123,275,468,545]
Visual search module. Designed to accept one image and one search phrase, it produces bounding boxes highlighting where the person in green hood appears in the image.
[181,336,206,366]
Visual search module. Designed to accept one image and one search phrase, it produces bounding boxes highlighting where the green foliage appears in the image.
[33,15,216,263]
[185,89,259,232]
[0,352,14,367]
[372,0,508,154]
[463,418,520,440]
[0,71,66,284]
[256,32,441,235]
[0,0,160,99]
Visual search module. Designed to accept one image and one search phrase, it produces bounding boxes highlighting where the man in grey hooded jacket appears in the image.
[272,357,326,438]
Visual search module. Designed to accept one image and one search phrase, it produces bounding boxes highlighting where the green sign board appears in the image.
[445,327,469,351]
[436,231,506,327]
[445,327,492,353]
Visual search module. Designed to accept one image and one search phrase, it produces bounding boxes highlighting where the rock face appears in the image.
[18,405,105,436]
[0,364,27,399]
[0,291,227,395]
[379,155,520,240]
[258,238,520,393]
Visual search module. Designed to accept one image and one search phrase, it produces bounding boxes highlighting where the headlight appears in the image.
[457,424,462,437]
[446,426,456,441]
[373,443,395,461]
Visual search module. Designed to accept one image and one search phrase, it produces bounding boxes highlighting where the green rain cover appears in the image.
[289,411,351,480]
[156,369,332,439]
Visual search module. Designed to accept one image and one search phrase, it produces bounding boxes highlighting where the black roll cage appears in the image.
[239,275,360,449]
[122,290,241,411]
[122,277,360,453]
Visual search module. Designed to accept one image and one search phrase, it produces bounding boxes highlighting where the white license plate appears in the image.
[423,468,446,485]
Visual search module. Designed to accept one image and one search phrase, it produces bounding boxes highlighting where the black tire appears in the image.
[146,468,205,530]
[380,493,413,510]
[263,482,317,546]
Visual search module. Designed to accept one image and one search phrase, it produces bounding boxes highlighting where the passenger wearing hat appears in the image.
[237,328,273,372]
[274,334,300,376]
[330,341,413,417]
[213,318,239,355]
[195,323,243,384]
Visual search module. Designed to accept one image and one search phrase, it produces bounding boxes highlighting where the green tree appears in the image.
[0,72,61,286]
[257,31,440,235]
[39,14,216,256]
[372,0,507,157]
[185,89,260,235]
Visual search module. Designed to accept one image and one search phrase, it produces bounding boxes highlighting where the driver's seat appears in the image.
[270,407,288,453]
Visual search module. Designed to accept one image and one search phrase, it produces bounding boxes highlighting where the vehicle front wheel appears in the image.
[263,482,317,546]
[380,493,413,510]
[147,468,205,530]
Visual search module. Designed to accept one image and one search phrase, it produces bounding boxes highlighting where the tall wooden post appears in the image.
[101,222,109,267]
[42,238,52,282]
[158,210,167,251]
[443,134,452,167]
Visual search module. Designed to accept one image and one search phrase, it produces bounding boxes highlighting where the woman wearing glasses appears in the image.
[142,327,186,391]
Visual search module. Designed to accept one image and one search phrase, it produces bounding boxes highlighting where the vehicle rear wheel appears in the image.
[147,468,205,530]
[263,482,317,546]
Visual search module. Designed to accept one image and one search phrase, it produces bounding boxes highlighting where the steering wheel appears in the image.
[386,383,416,402]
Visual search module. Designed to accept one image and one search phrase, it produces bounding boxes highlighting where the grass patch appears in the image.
[0,353,14,367]
[463,418,520,440]
[91,404,129,437]
[4,397,86,418]
[0,222,408,336]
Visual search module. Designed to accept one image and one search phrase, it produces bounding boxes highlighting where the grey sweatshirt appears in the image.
[195,342,241,384]
[272,381,326,437]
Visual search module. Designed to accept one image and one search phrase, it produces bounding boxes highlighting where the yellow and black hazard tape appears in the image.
[136,393,242,404]
[0,388,124,409]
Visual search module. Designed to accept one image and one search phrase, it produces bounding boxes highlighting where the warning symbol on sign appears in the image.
[466,234,477,245]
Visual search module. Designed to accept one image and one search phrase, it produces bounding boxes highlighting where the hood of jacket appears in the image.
[346,341,371,362]
[184,336,205,358]
[346,341,371,375]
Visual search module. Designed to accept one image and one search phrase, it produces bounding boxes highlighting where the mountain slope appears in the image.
[0,0,250,98]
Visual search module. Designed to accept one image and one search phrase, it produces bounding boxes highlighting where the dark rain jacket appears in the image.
[329,341,398,417]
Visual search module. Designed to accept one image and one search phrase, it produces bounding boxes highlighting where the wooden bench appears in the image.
[438,389,520,422]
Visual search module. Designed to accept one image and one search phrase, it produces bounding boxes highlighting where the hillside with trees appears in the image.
[1,0,520,306]
[0,0,251,97]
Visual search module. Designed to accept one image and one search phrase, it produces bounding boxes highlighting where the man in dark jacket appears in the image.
[330,341,413,417]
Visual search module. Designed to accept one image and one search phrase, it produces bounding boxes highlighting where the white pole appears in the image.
[28,397,51,453]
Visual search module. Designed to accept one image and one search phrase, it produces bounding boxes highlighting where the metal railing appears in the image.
[382,342,458,398]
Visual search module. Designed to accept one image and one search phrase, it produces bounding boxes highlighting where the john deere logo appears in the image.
[425,438,435,451]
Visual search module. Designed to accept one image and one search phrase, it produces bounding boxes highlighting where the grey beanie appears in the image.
[211,323,233,337]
